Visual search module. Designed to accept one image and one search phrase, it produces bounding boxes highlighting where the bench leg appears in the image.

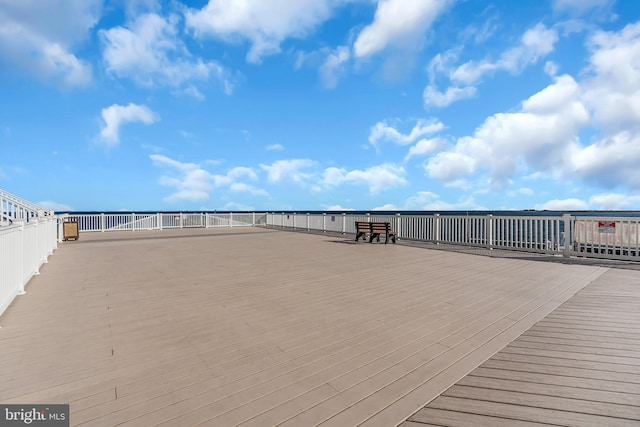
[356,232,364,241]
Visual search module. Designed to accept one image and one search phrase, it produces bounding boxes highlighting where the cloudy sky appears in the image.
[1,0,639,212]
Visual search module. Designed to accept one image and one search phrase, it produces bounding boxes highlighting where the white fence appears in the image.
[261,212,640,262]
[0,217,58,318]
[64,212,266,233]
[1,188,54,226]
[572,217,640,259]
[3,207,640,319]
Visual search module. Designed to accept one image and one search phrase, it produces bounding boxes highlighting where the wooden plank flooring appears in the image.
[404,267,640,427]
[0,228,617,426]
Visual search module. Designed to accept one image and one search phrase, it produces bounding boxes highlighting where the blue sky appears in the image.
[1,0,640,212]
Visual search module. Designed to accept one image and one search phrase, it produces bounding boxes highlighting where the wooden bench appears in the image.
[355,221,397,244]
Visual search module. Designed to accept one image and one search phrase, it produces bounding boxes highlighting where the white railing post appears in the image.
[281,212,285,228]
[179,213,183,228]
[158,213,163,230]
[57,215,66,242]
[563,213,572,258]
[435,214,441,244]
[253,212,256,226]
[230,212,234,227]
[397,213,401,239]
[293,212,296,229]
[17,220,26,295]
[132,213,135,231]
[342,213,346,234]
[323,213,326,232]
[101,213,105,232]
[487,214,493,249]
[307,213,310,231]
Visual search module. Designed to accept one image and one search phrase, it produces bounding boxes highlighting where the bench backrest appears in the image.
[370,222,391,232]
[355,221,394,233]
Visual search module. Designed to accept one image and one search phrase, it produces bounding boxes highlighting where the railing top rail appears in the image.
[0,188,46,212]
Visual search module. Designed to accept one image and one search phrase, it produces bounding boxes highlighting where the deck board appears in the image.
[1,227,633,426]
[404,267,640,427]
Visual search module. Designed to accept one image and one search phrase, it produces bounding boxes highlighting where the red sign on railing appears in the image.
[598,221,616,234]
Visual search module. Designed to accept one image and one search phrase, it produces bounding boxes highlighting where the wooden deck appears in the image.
[0,227,635,426]
[403,267,640,426]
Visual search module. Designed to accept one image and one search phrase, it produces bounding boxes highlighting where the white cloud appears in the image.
[100,13,232,95]
[265,144,284,151]
[451,23,559,85]
[372,204,399,211]
[571,131,640,189]
[260,159,316,184]
[588,193,640,210]
[423,84,476,108]
[353,0,451,59]
[424,22,640,196]
[150,155,261,203]
[369,119,444,148]
[151,154,213,202]
[185,0,336,63]
[427,50,459,82]
[423,23,558,109]
[544,61,559,77]
[0,0,99,87]
[99,103,159,147]
[426,74,589,186]
[212,166,258,186]
[405,137,444,161]
[319,45,350,89]
[426,149,478,185]
[221,201,254,211]
[582,23,640,134]
[567,23,640,190]
[150,153,197,172]
[322,163,407,194]
[374,191,484,211]
[123,0,160,17]
[182,85,205,100]
[229,182,268,196]
[325,204,355,211]
[535,198,588,210]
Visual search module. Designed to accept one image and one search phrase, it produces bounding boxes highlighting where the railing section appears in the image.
[0,217,58,318]
[572,216,640,260]
[1,189,52,226]
[261,212,640,260]
[66,212,260,233]
[57,211,640,262]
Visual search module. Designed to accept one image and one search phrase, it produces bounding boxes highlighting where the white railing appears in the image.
[62,212,263,233]
[0,216,58,318]
[262,212,640,262]
[3,206,638,320]
[572,216,640,260]
[1,188,58,318]
[57,210,640,263]
[1,188,54,226]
